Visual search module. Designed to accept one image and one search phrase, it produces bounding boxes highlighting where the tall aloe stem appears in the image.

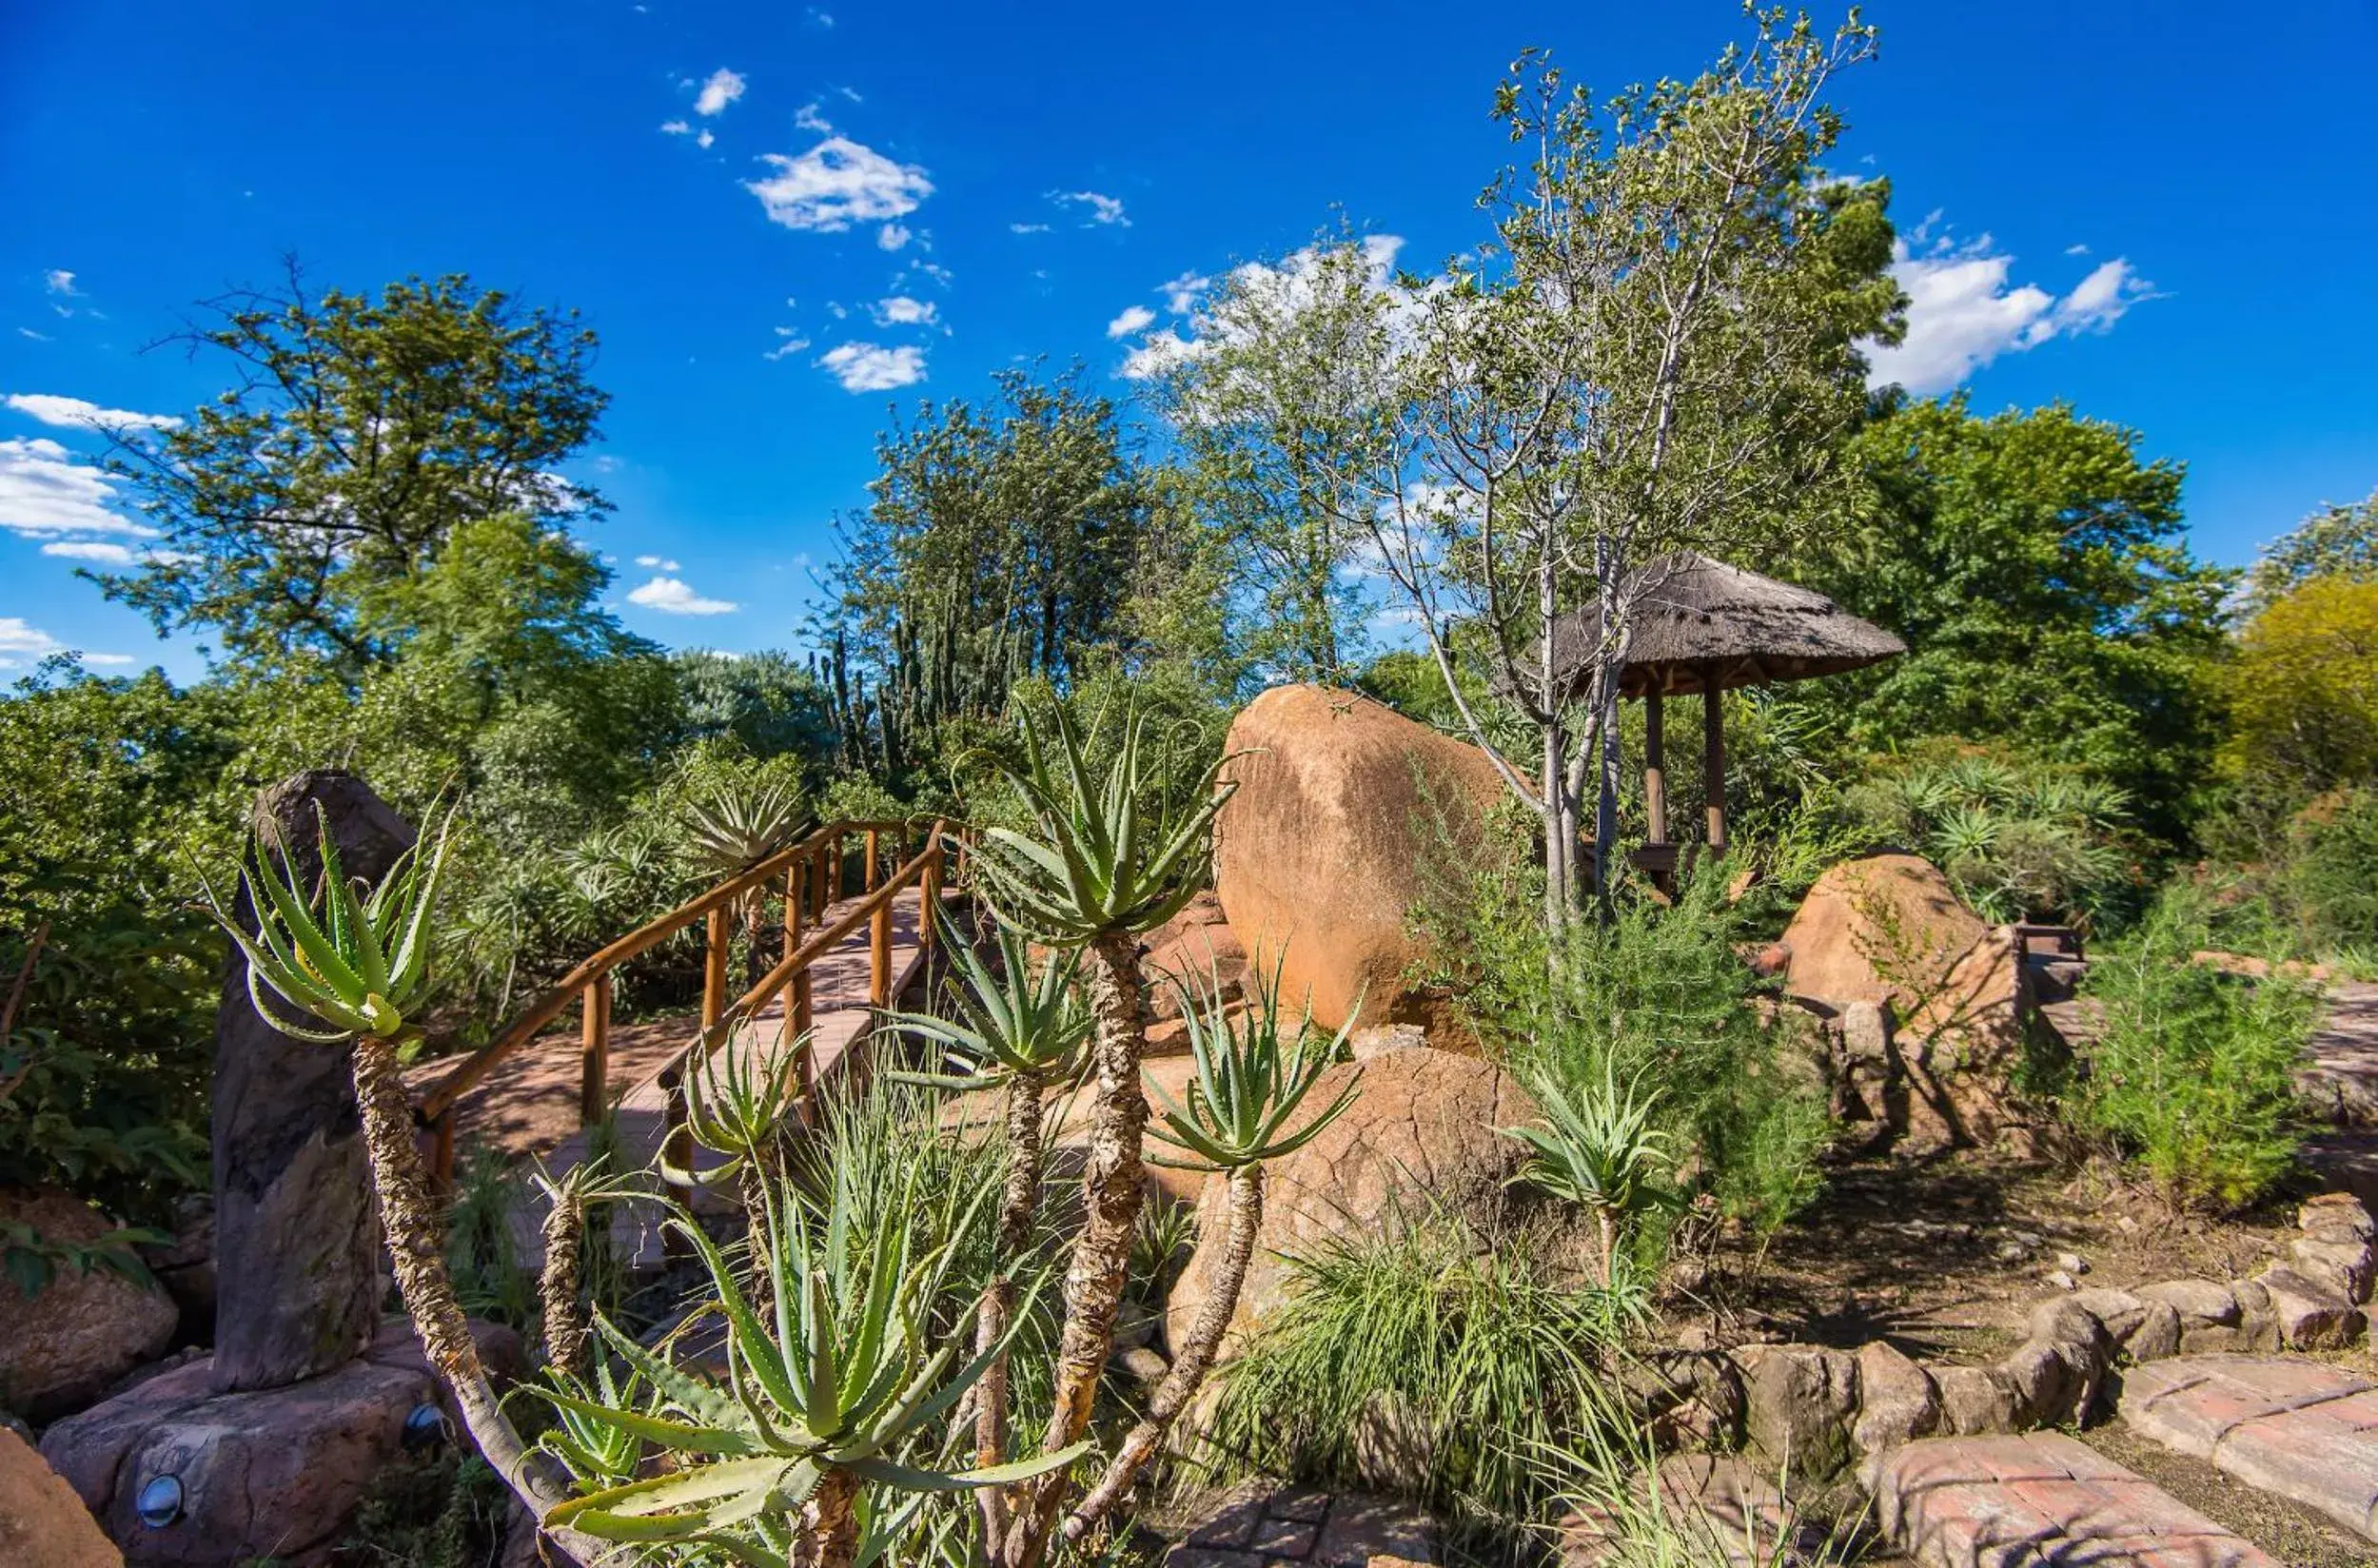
[350,1032,608,1564]
[974,1067,1046,1554]
[1066,1164,1263,1538]
[1005,933,1150,1567]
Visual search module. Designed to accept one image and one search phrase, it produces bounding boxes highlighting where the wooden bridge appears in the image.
[408,818,956,1264]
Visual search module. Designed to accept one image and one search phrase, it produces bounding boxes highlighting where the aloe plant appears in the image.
[537,1168,1085,1567]
[962,699,1238,1568]
[1063,957,1360,1542]
[198,805,607,1561]
[1503,1059,1677,1284]
[882,918,1089,1540]
[686,778,811,878]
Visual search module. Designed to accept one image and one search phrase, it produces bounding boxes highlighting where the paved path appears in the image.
[2118,1354,2378,1542]
[2300,982,2378,1128]
[1162,1480,1434,1566]
[1865,1432,2278,1568]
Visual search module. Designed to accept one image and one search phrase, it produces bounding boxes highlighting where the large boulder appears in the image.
[211,771,413,1393]
[1779,854,2033,1148]
[0,1187,179,1421]
[41,1317,522,1566]
[0,1425,121,1567]
[1211,685,1507,1041]
[1165,1048,1543,1355]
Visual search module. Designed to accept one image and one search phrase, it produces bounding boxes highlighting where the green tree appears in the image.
[97,264,609,674]
[1796,398,2233,837]
[1345,13,1899,928]
[1152,230,1396,684]
[2244,484,2378,617]
[2220,576,2378,794]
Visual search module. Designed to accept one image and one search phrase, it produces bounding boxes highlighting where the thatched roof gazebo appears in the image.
[1543,552,1905,873]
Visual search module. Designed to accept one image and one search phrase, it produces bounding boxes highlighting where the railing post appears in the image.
[780,863,802,1050]
[870,886,894,1009]
[829,832,844,904]
[701,903,730,1035]
[864,828,880,894]
[580,972,612,1126]
[919,836,942,962]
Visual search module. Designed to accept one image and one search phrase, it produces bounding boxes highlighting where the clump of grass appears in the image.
[1205,1207,1642,1535]
[2075,886,2320,1208]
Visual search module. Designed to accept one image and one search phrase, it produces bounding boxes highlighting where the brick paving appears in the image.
[2300,982,2378,1127]
[1864,1432,2279,1567]
[1162,1480,1435,1566]
[2117,1354,2378,1543]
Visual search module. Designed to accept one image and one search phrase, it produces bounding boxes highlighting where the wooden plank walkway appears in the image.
[411,885,934,1272]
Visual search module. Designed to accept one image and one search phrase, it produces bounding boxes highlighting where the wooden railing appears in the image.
[414,817,951,1186]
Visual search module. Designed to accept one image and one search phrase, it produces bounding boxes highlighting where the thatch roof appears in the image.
[1545,552,1906,697]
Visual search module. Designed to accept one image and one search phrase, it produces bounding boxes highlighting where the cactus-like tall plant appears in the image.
[883,919,1090,1546]
[1063,956,1359,1540]
[198,807,610,1563]
[963,699,1237,1568]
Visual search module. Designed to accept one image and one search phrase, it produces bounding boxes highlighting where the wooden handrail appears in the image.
[417,817,917,1120]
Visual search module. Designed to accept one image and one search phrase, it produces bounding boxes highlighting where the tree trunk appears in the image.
[1594,670,1622,917]
[975,1068,1046,1557]
[1003,933,1150,1567]
[1064,1165,1263,1540]
[540,1182,588,1380]
[210,771,402,1391]
[1542,718,1570,940]
[349,1031,607,1565]
[797,1467,862,1568]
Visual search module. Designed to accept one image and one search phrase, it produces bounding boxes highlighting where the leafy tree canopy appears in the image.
[2243,485,2378,617]
[2221,576,2378,795]
[1796,397,2233,837]
[97,264,609,674]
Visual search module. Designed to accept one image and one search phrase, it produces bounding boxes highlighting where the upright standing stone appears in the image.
[209,772,414,1392]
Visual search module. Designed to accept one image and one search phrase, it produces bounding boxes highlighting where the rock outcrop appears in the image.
[41,1318,522,1566]
[211,772,413,1393]
[1165,1048,1542,1355]
[0,1187,180,1421]
[1779,853,2034,1149]
[1210,685,1508,1043]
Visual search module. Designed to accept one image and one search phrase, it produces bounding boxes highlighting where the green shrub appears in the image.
[1208,1209,1638,1531]
[2075,888,2318,1207]
[1838,741,2139,926]
[2284,788,2378,957]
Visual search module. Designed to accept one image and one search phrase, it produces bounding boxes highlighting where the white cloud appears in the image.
[40,539,136,564]
[796,101,834,133]
[1864,235,2159,395]
[873,295,938,327]
[634,554,682,571]
[0,617,130,668]
[763,327,813,362]
[43,270,78,297]
[1122,236,1409,382]
[697,128,715,150]
[876,223,912,252]
[817,342,926,392]
[627,576,739,615]
[694,69,746,117]
[1010,222,1051,235]
[1051,189,1129,226]
[5,393,181,431]
[0,437,155,538]
[2065,243,2091,257]
[746,137,933,233]
[806,7,835,25]
[660,119,692,135]
[17,328,51,343]
[1106,304,1156,340]
[1158,270,1209,314]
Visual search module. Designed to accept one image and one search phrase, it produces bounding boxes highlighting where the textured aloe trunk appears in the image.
[798,1467,861,1567]
[1004,932,1150,1567]
[975,1068,1045,1556]
[350,1032,607,1565]
[1065,1164,1264,1539]
[539,1181,589,1380]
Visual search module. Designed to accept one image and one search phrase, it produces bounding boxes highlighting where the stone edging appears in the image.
[1636,1192,2376,1478]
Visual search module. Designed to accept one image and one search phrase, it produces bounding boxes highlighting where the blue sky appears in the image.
[4,0,2373,681]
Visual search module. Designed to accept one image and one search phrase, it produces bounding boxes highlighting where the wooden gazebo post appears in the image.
[1642,687,1669,847]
